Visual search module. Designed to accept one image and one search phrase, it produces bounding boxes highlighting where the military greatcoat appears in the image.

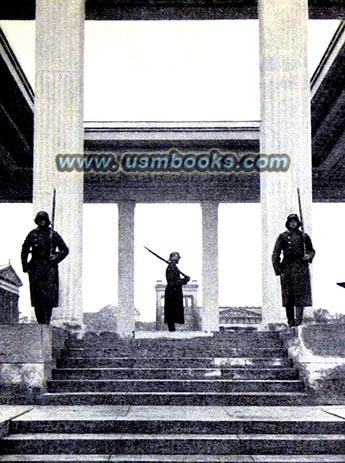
[21,227,69,308]
[272,229,315,307]
[164,262,188,325]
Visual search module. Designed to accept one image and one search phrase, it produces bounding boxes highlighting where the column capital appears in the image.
[117,200,137,210]
[200,201,220,208]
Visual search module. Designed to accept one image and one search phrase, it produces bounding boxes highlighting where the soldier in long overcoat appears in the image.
[21,211,69,325]
[272,213,315,327]
[164,252,190,332]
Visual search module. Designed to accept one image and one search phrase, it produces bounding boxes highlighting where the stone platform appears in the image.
[1,405,345,461]
[1,329,345,460]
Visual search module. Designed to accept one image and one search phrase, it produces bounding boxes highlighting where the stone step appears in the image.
[213,332,278,338]
[2,433,345,455]
[47,379,304,393]
[57,358,292,369]
[68,333,281,348]
[72,331,279,340]
[66,338,283,349]
[67,340,283,350]
[52,367,299,380]
[10,419,345,435]
[41,391,310,406]
[2,455,345,462]
[62,348,287,358]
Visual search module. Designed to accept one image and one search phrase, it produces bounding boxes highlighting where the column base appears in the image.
[51,319,84,339]
[117,329,136,339]
[258,322,288,332]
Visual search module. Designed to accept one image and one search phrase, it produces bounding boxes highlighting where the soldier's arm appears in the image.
[178,271,190,285]
[166,265,177,285]
[21,233,32,272]
[272,234,283,275]
[304,234,315,262]
[52,232,69,264]
[166,265,186,286]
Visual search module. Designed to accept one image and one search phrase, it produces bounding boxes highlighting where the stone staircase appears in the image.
[1,331,345,461]
[41,331,307,406]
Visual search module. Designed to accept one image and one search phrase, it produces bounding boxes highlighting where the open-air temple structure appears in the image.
[2,1,345,335]
[1,2,345,461]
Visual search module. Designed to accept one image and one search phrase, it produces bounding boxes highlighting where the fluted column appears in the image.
[201,202,219,331]
[117,202,136,336]
[34,0,85,328]
[259,0,312,326]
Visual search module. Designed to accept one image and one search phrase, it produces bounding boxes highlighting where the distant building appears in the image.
[155,280,201,331]
[0,264,23,324]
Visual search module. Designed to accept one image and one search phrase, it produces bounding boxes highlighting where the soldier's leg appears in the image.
[285,303,295,327]
[34,306,46,324]
[44,307,53,325]
[295,306,304,326]
[167,322,176,332]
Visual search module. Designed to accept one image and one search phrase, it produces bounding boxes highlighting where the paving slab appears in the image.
[122,406,230,421]
[109,457,255,462]
[224,406,345,421]
[10,406,130,422]
[0,457,112,462]
[252,457,345,462]
[0,407,34,424]
[322,406,345,420]
[0,456,257,462]
[5,405,345,423]
[0,407,34,438]
[1,456,345,462]
[134,332,213,339]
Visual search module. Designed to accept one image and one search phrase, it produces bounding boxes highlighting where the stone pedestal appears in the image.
[117,202,136,336]
[201,202,219,331]
[259,0,313,326]
[34,0,85,328]
[281,324,345,403]
[0,325,69,401]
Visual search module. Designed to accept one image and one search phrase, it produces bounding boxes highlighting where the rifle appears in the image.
[297,188,307,257]
[144,246,190,280]
[50,188,56,257]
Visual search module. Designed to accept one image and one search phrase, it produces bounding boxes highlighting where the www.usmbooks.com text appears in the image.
[56,150,290,173]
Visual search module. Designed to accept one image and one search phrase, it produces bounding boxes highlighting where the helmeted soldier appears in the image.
[272,213,315,327]
[164,252,190,332]
[21,211,69,325]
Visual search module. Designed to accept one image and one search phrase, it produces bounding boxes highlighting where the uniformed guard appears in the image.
[272,213,315,327]
[21,211,69,325]
[164,252,190,332]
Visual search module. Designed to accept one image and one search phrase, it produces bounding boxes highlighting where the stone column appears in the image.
[155,281,164,329]
[117,202,136,336]
[201,202,219,331]
[34,0,85,330]
[259,0,312,326]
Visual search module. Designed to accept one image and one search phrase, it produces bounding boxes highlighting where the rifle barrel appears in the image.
[297,188,307,256]
[50,189,56,256]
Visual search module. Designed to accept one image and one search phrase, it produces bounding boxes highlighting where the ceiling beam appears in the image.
[1,1,345,20]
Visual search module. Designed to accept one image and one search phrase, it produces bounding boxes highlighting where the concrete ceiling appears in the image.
[1,16,345,202]
[1,1,345,20]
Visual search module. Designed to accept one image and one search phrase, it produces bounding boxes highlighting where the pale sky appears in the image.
[0,20,339,121]
[0,19,343,321]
